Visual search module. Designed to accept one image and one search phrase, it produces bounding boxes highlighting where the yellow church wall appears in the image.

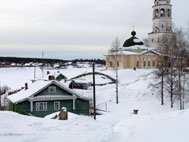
[106,54,162,69]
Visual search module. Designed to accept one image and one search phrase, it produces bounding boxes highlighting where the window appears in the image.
[110,61,112,67]
[148,61,151,67]
[155,9,159,18]
[48,86,56,93]
[153,61,155,66]
[36,102,47,111]
[54,101,60,110]
[136,61,139,67]
[160,9,165,17]
[144,61,146,67]
[117,61,119,67]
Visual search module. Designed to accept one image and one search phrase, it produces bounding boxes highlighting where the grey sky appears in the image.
[0,0,188,59]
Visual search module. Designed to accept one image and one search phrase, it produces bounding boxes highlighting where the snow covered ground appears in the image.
[0,66,189,142]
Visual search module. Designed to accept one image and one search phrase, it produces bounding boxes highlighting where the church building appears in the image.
[105,0,174,69]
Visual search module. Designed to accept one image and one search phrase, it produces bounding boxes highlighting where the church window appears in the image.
[144,61,146,67]
[117,61,119,67]
[110,61,112,67]
[148,61,151,67]
[160,9,165,17]
[153,61,155,66]
[136,61,139,67]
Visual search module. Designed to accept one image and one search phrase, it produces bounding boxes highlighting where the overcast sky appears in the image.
[0,0,188,59]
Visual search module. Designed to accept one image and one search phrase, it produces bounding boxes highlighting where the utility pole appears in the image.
[93,63,96,120]
[113,37,119,104]
[115,47,118,104]
[161,67,164,105]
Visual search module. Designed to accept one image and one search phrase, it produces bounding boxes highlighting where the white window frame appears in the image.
[48,86,56,93]
[36,102,47,111]
[54,101,60,110]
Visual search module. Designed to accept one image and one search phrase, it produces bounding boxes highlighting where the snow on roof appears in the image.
[7,80,91,104]
[122,45,147,50]
[7,81,50,104]
[105,45,162,56]
[133,38,141,43]
[105,50,141,56]
[140,49,162,55]
[44,72,67,80]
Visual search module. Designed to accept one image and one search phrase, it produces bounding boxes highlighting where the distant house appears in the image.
[55,73,68,81]
[69,81,92,90]
[46,71,68,81]
[7,81,91,117]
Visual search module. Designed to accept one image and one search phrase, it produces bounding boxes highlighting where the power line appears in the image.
[133,0,154,27]
[119,0,154,42]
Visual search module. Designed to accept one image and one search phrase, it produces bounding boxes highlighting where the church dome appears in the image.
[123,31,144,47]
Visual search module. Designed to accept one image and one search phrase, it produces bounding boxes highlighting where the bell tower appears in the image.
[148,0,174,49]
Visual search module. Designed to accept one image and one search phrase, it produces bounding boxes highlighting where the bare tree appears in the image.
[111,37,120,104]
[172,28,188,110]
[154,34,173,105]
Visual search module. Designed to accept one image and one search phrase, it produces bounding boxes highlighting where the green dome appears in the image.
[123,31,144,47]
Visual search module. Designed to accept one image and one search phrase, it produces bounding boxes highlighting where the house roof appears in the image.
[7,80,91,104]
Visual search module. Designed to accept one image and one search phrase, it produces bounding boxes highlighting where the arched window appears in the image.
[155,9,159,18]
[160,9,165,17]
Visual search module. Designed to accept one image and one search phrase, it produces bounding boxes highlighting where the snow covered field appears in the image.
[0,65,189,142]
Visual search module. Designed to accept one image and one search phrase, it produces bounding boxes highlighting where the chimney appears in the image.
[25,83,28,90]
[49,75,55,81]
[47,71,50,75]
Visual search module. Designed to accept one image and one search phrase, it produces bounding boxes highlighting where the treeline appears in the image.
[72,59,105,65]
[0,57,67,64]
[0,57,105,65]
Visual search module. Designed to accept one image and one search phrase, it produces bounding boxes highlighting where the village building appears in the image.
[7,80,91,117]
[105,31,162,69]
[105,0,174,69]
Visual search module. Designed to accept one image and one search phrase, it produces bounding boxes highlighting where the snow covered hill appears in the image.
[0,66,189,142]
